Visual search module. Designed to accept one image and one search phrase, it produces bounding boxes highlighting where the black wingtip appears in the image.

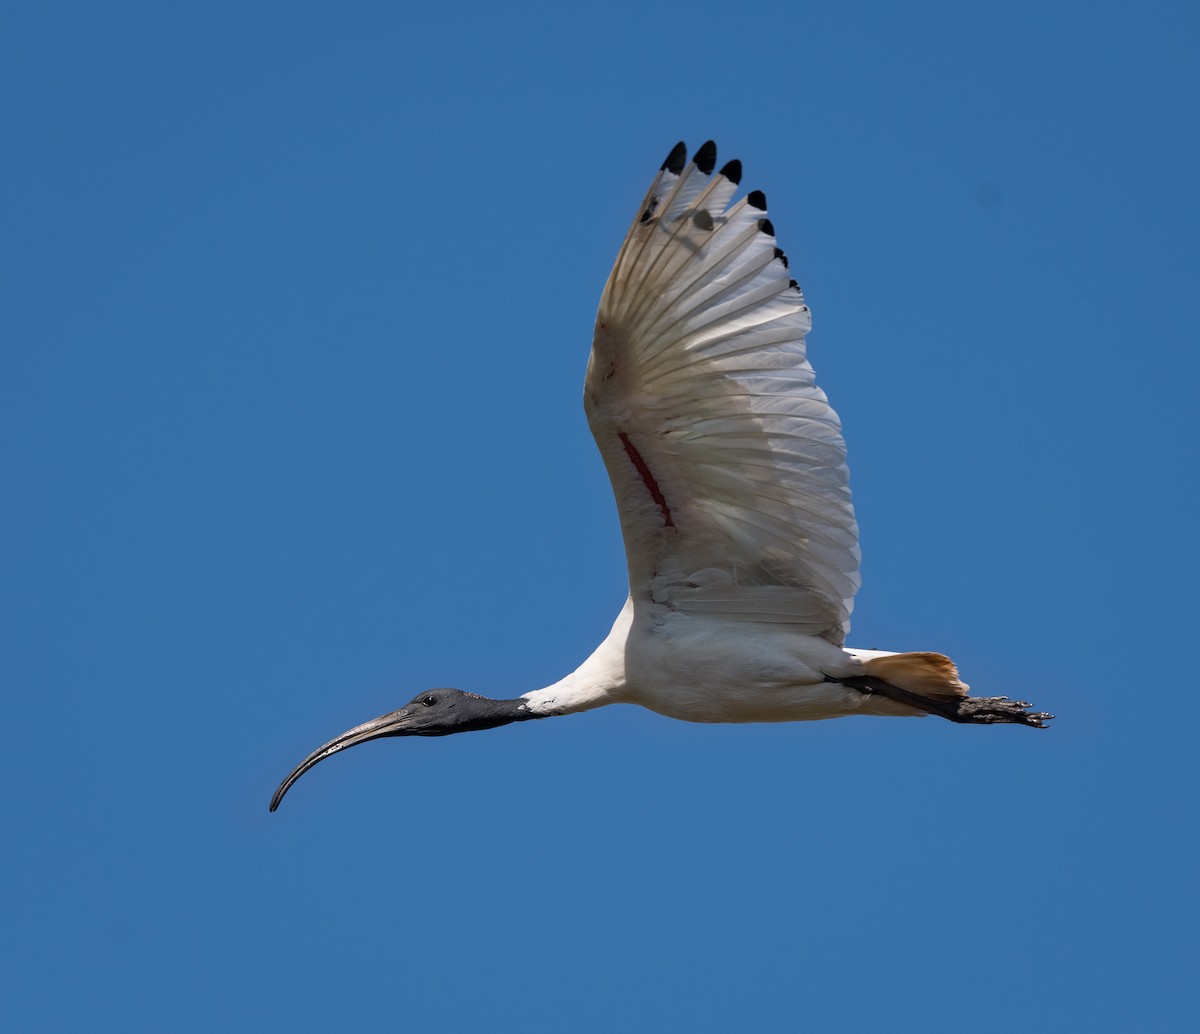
[693,140,717,174]
[774,246,789,269]
[759,217,775,237]
[718,159,742,184]
[661,141,687,174]
[747,189,767,211]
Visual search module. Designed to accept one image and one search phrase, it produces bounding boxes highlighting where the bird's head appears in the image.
[270,688,532,811]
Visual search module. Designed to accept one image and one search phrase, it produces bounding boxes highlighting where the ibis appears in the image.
[270,141,1051,812]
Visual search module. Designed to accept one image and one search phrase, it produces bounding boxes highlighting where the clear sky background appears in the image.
[3,1,1197,1030]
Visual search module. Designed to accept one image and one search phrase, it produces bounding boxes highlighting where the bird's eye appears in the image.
[422,695,437,707]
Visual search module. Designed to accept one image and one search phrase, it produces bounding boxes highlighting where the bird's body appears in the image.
[521,597,899,725]
[271,141,1050,812]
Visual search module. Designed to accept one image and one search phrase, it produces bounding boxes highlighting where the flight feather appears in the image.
[585,142,860,644]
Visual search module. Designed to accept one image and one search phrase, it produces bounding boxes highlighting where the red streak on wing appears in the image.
[618,432,674,528]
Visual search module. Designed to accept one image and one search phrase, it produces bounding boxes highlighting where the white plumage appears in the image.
[523,142,877,723]
[520,141,1045,727]
[270,141,1049,813]
[592,145,857,640]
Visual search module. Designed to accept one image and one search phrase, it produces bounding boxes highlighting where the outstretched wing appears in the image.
[586,141,860,644]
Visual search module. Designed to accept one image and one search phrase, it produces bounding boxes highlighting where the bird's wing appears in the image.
[586,141,859,644]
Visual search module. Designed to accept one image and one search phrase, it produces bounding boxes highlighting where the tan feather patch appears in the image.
[862,652,969,700]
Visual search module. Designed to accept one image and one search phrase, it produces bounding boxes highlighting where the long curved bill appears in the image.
[270,707,414,812]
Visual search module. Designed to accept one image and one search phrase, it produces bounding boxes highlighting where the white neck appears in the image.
[520,598,632,717]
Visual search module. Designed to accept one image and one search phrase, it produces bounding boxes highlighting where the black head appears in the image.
[269,689,532,811]
[395,688,533,736]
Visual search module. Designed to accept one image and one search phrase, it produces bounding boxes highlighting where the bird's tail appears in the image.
[860,651,968,700]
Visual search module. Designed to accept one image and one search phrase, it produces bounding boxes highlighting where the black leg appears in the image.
[836,675,1053,728]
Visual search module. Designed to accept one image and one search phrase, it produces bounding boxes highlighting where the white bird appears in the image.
[270,141,1050,812]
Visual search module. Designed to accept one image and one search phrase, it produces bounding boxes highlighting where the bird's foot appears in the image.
[952,696,1054,728]
[836,674,1053,728]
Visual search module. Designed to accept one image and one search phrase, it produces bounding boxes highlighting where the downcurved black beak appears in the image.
[270,707,415,812]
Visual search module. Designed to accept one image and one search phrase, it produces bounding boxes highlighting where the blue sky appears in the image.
[3,1,1197,1030]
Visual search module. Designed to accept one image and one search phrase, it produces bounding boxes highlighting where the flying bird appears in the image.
[270,141,1050,812]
